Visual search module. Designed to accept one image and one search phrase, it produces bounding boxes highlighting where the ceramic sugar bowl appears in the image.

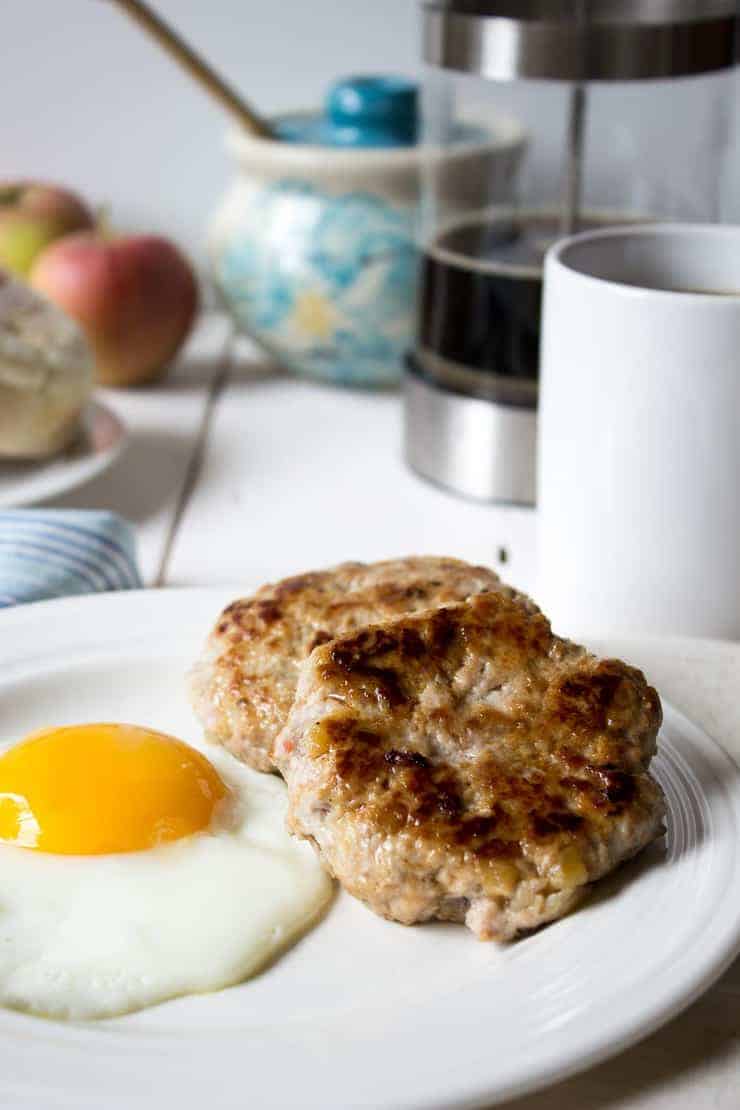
[208,78,526,387]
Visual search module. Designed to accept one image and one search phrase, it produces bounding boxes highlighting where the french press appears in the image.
[404,0,739,504]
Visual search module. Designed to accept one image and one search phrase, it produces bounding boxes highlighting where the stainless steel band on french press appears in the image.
[404,359,538,505]
[422,0,739,82]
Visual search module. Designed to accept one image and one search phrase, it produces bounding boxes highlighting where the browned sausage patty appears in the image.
[189,557,505,772]
[275,589,665,940]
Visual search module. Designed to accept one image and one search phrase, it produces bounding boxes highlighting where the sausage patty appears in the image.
[274,589,665,940]
[189,557,504,772]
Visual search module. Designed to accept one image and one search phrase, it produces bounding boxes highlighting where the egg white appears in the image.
[0,741,333,1020]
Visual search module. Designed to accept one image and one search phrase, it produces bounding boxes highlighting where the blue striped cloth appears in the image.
[0,511,142,607]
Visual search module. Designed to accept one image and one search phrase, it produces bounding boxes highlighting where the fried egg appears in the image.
[0,723,333,1020]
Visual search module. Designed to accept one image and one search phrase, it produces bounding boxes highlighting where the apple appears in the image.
[0,182,94,276]
[29,232,198,387]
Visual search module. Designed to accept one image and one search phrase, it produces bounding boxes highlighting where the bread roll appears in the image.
[0,270,93,459]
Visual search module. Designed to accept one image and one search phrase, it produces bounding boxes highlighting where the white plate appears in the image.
[0,402,127,509]
[0,588,738,1110]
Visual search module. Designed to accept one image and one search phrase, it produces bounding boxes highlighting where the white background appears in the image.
[4,0,418,250]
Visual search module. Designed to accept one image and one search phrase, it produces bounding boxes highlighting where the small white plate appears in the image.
[0,402,127,509]
[0,588,738,1110]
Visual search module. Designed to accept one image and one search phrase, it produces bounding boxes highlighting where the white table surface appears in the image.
[42,312,740,1109]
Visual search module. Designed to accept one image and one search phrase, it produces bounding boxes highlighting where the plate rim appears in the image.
[0,401,127,510]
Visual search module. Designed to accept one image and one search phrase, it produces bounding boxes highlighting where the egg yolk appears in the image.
[0,724,228,855]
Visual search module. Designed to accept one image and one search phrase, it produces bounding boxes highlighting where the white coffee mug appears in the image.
[538,223,740,640]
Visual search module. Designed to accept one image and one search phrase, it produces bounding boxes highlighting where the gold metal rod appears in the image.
[109,0,273,138]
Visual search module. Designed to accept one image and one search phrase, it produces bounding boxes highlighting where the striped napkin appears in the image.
[0,511,142,608]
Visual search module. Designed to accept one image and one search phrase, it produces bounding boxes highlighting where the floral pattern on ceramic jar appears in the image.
[216,181,416,386]
[209,102,525,387]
